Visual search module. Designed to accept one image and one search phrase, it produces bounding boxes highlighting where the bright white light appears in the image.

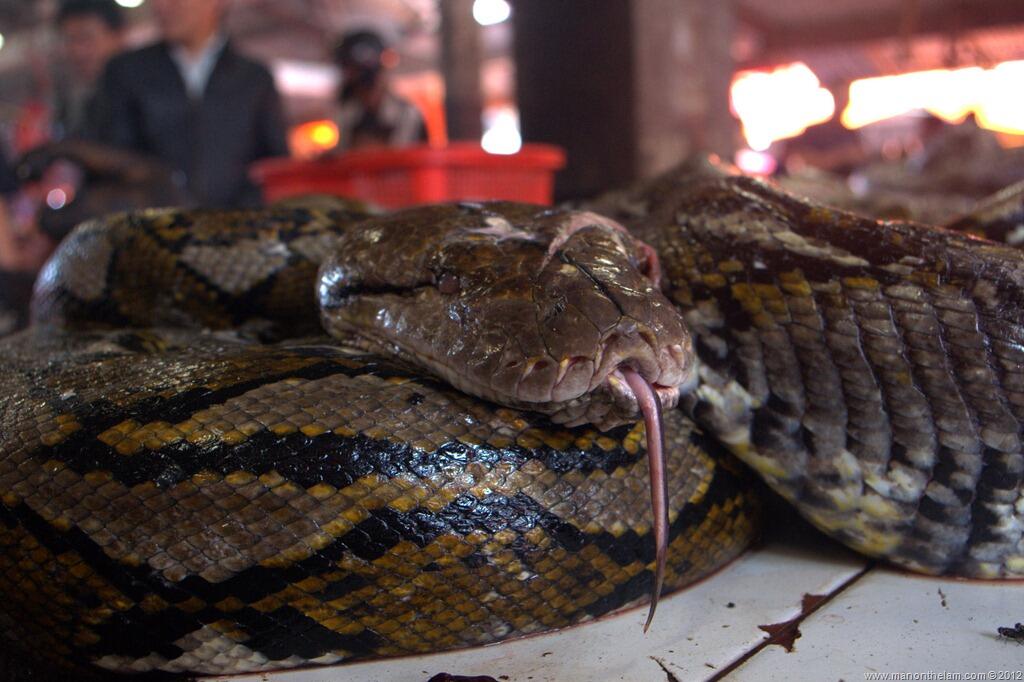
[46,189,67,210]
[843,68,981,128]
[746,134,772,153]
[735,148,777,176]
[844,60,1024,135]
[0,33,5,51]
[115,0,145,8]
[731,62,835,150]
[976,61,1024,134]
[272,59,339,99]
[473,0,511,26]
[481,109,522,155]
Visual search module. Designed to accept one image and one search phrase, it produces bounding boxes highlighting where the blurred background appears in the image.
[0,1,1016,186]
[0,0,1022,332]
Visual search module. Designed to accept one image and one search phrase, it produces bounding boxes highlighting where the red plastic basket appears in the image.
[251,142,566,208]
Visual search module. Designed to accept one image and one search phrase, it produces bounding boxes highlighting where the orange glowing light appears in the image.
[289,119,340,159]
[730,62,835,151]
[842,60,1024,136]
[308,121,339,148]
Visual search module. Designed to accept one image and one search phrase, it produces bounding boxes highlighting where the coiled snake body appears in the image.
[594,160,1024,578]
[2,161,1022,677]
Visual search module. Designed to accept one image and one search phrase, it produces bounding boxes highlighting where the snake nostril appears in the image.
[318,281,350,310]
[635,242,662,286]
[636,256,651,278]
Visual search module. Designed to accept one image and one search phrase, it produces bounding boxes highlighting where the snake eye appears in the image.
[437,273,460,295]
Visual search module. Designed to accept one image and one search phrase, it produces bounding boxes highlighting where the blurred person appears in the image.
[93,0,288,207]
[331,30,427,152]
[0,145,48,336]
[0,145,25,270]
[0,148,51,274]
[53,0,125,139]
[0,136,192,336]
[17,139,189,244]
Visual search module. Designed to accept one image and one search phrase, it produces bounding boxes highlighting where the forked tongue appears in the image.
[620,367,668,633]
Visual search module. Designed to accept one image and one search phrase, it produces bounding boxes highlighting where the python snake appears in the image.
[2,160,1022,677]
[592,159,1024,578]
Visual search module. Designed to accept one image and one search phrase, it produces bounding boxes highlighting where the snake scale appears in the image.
[2,158,1022,677]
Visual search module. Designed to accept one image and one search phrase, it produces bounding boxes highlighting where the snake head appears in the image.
[318,201,693,431]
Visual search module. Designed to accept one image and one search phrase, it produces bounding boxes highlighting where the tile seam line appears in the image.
[705,561,876,681]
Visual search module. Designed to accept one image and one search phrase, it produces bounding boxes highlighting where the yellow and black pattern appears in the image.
[12,170,1024,679]
[31,206,374,338]
[0,330,759,675]
[592,159,1024,579]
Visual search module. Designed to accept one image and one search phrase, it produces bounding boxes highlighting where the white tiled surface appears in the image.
[207,518,1024,682]
[732,569,1024,681]
[208,526,872,682]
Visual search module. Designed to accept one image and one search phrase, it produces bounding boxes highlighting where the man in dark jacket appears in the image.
[54,0,125,140]
[93,0,288,207]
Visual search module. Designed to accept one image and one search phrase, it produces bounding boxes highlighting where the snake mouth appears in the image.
[606,367,680,417]
[538,334,692,431]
